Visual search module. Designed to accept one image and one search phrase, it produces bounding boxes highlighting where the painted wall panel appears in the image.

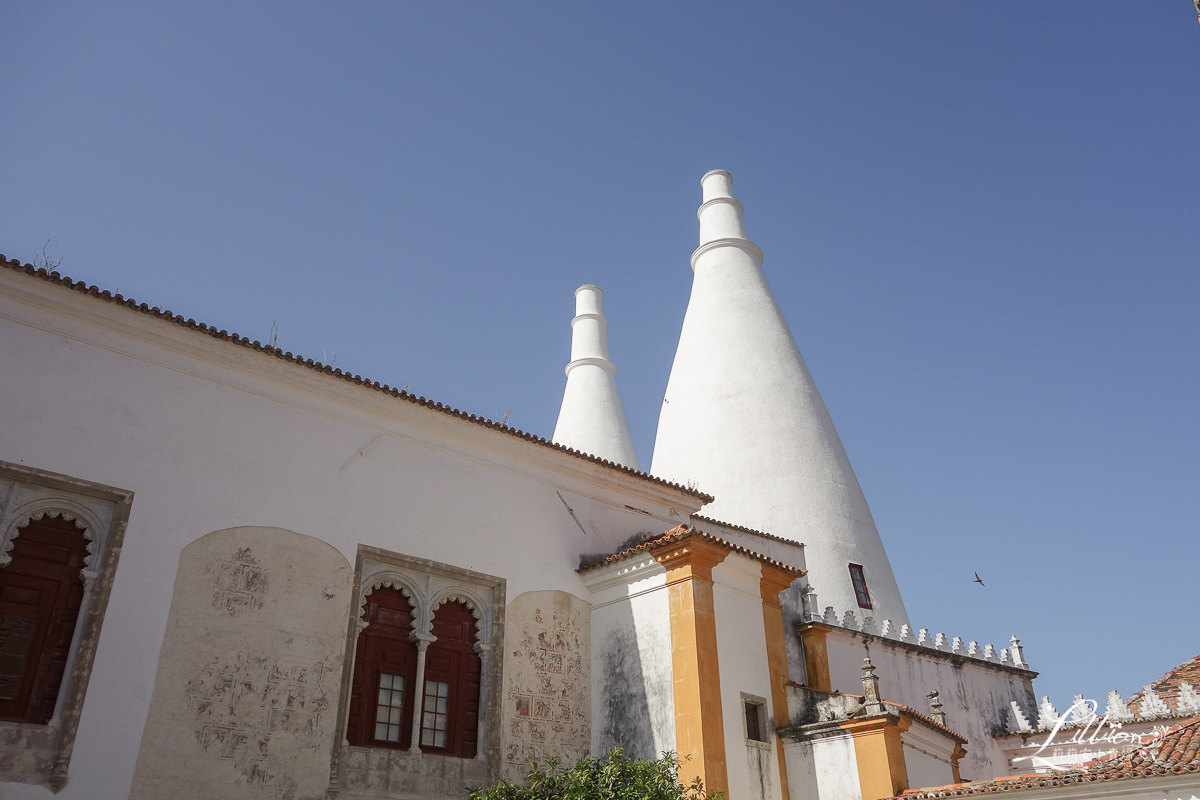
[128,527,353,799]
[501,591,591,781]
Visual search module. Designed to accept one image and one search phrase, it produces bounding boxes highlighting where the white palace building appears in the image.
[0,171,1196,800]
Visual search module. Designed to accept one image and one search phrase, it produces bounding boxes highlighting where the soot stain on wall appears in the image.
[599,627,654,758]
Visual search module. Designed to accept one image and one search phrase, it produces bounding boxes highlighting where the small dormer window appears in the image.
[849,563,872,609]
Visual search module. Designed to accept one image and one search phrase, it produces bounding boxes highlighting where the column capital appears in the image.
[760,562,801,605]
[410,632,437,649]
[652,534,729,585]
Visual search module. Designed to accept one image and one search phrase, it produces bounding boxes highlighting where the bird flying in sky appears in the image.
[974,572,985,586]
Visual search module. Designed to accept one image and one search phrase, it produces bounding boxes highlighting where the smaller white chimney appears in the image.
[552,285,640,470]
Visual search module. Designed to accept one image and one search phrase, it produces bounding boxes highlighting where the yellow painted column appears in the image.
[761,564,800,800]
[798,622,832,692]
[654,537,730,797]
[840,716,911,800]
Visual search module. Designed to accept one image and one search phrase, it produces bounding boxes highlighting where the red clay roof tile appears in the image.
[891,718,1200,798]
[576,524,804,577]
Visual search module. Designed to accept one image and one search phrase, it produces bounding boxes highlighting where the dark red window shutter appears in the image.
[0,514,88,724]
[347,587,418,749]
[421,601,480,758]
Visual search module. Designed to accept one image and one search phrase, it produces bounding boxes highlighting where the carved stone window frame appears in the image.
[0,460,132,792]
[328,545,505,795]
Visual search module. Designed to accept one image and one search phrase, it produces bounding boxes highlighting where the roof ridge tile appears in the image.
[0,256,712,501]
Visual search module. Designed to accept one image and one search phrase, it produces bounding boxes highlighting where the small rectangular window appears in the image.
[374,672,406,742]
[421,680,450,747]
[745,701,764,742]
[849,563,872,609]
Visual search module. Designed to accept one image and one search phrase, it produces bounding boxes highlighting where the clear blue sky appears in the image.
[3,3,1197,711]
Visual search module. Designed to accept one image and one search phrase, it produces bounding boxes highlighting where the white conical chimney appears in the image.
[651,170,909,625]
[552,285,641,470]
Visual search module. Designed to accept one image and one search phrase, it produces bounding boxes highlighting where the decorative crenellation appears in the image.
[1037,697,1061,729]
[805,604,1032,670]
[1008,700,1033,732]
[1005,682,1200,733]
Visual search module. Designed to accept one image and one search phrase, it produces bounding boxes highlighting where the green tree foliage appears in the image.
[468,750,725,800]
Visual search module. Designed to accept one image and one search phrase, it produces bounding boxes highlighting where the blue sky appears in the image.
[3,3,1197,710]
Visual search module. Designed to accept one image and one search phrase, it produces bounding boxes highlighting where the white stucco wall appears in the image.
[782,734,862,800]
[581,555,676,761]
[0,269,704,799]
[900,725,959,792]
[821,628,1036,780]
[696,518,811,685]
[712,554,782,800]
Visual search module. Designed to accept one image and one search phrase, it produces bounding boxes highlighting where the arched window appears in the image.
[347,586,418,749]
[0,514,88,724]
[421,600,481,758]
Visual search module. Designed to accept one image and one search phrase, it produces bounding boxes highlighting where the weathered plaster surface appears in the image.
[582,556,675,760]
[783,733,861,800]
[129,527,352,800]
[337,745,488,800]
[500,590,591,781]
[821,629,1036,779]
[902,741,954,792]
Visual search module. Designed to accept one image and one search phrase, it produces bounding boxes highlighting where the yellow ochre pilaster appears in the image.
[798,622,832,692]
[654,536,730,798]
[840,715,911,800]
[761,564,801,800]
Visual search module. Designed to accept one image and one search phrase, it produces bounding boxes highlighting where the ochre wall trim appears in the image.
[840,716,911,800]
[761,565,797,800]
[655,537,729,796]
[799,622,832,692]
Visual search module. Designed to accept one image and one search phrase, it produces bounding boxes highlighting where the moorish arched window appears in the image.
[0,514,88,724]
[347,586,419,748]
[421,600,481,758]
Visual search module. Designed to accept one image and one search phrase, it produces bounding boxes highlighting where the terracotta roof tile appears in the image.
[891,718,1200,798]
[1128,654,1200,716]
[0,257,713,502]
[691,514,805,548]
[576,524,805,577]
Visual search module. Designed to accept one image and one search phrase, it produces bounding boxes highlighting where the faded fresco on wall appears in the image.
[129,527,352,800]
[501,591,590,781]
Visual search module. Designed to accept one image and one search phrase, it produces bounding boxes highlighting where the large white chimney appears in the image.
[651,170,909,625]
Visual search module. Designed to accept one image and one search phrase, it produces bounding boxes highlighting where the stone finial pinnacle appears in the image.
[1009,635,1027,667]
[861,658,885,714]
[928,691,947,727]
